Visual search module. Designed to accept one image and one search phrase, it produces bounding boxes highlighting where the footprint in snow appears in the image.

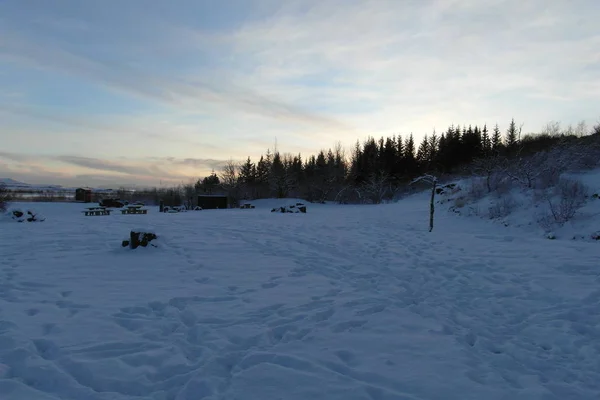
[331,320,367,333]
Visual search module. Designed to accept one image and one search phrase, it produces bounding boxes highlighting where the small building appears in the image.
[75,188,92,203]
[197,195,228,210]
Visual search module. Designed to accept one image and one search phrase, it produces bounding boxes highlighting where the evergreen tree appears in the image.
[506,118,519,151]
[481,124,491,155]
[239,157,256,184]
[361,137,380,182]
[270,152,287,198]
[428,131,439,169]
[491,123,502,152]
[349,140,363,184]
[416,134,430,170]
[382,136,397,177]
[404,134,417,176]
[256,155,270,184]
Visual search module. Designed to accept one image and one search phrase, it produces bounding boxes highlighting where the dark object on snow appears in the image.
[100,198,127,208]
[164,205,185,213]
[75,188,92,203]
[435,183,460,196]
[271,203,306,213]
[83,206,111,216]
[159,200,164,213]
[240,203,255,209]
[193,206,203,211]
[10,209,45,222]
[122,231,158,249]
[121,205,148,214]
[592,193,599,199]
[591,232,600,241]
[198,195,228,210]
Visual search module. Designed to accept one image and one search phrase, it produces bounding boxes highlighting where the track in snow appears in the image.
[0,198,599,400]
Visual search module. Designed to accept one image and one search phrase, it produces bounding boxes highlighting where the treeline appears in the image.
[201,119,598,205]
[83,118,599,208]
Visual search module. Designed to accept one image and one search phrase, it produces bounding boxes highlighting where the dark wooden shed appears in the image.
[75,188,92,203]
[197,195,228,209]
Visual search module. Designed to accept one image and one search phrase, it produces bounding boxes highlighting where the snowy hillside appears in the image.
[436,168,600,241]
[0,197,599,399]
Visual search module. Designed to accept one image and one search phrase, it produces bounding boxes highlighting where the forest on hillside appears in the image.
[140,119,600,207]
[4,119,597,209]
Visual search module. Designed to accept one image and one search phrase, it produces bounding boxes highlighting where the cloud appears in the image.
[0,21,351,136]
[205,0,600,131]
[1,0,599,188]
[0,151,232,187]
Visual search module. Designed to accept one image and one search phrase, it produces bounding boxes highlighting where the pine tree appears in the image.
[404,134,417,176]
[382,136,397,177]
[491,123,502,152]
[350,140,363,184]
[505,118,519,151]
[239,157,256,184]
[428,131,439,169]
[270,152,287,198]
[416,134,430,170]
[256,155,270,184]
[481,124,491,155]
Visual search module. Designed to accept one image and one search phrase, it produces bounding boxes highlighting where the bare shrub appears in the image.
[362,172,390,204]
[543,178,588,225]
[0,184,11,211]
[453,196,467,208]
[535,167,562,190]
[492,174,513,196]
[467,178,487,201]
[488,195,518,219]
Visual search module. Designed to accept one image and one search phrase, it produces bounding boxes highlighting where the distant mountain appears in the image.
[0,178,64,190]
[1,178,28,186]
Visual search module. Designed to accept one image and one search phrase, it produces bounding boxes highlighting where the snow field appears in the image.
[0,197,599,400]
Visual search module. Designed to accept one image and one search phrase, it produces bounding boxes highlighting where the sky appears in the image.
[1,0,599,187]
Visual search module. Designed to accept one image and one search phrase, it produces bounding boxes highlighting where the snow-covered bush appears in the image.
[488,195,518,219]
[453,196,467,208]
[6,208,45,222]
[466,178,487,201]
[543,178,588,225]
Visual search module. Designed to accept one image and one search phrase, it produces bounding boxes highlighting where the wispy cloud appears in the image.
[0,0,599,186]
[0,23,350,135]
[0,151,230,187]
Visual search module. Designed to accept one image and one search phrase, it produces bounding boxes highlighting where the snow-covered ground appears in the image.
[0,195,599,400]
[440,169,600,241]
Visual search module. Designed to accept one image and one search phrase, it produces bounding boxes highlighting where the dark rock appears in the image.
[272,204,307,213]
[126,231,158,249]
[10,209,44,222]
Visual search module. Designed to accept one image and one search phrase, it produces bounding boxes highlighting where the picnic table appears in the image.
[83,206,111,216]
[121,204,148,215]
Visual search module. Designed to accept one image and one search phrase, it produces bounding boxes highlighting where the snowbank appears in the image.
[438,169,600,241]
[0,199,598,399]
